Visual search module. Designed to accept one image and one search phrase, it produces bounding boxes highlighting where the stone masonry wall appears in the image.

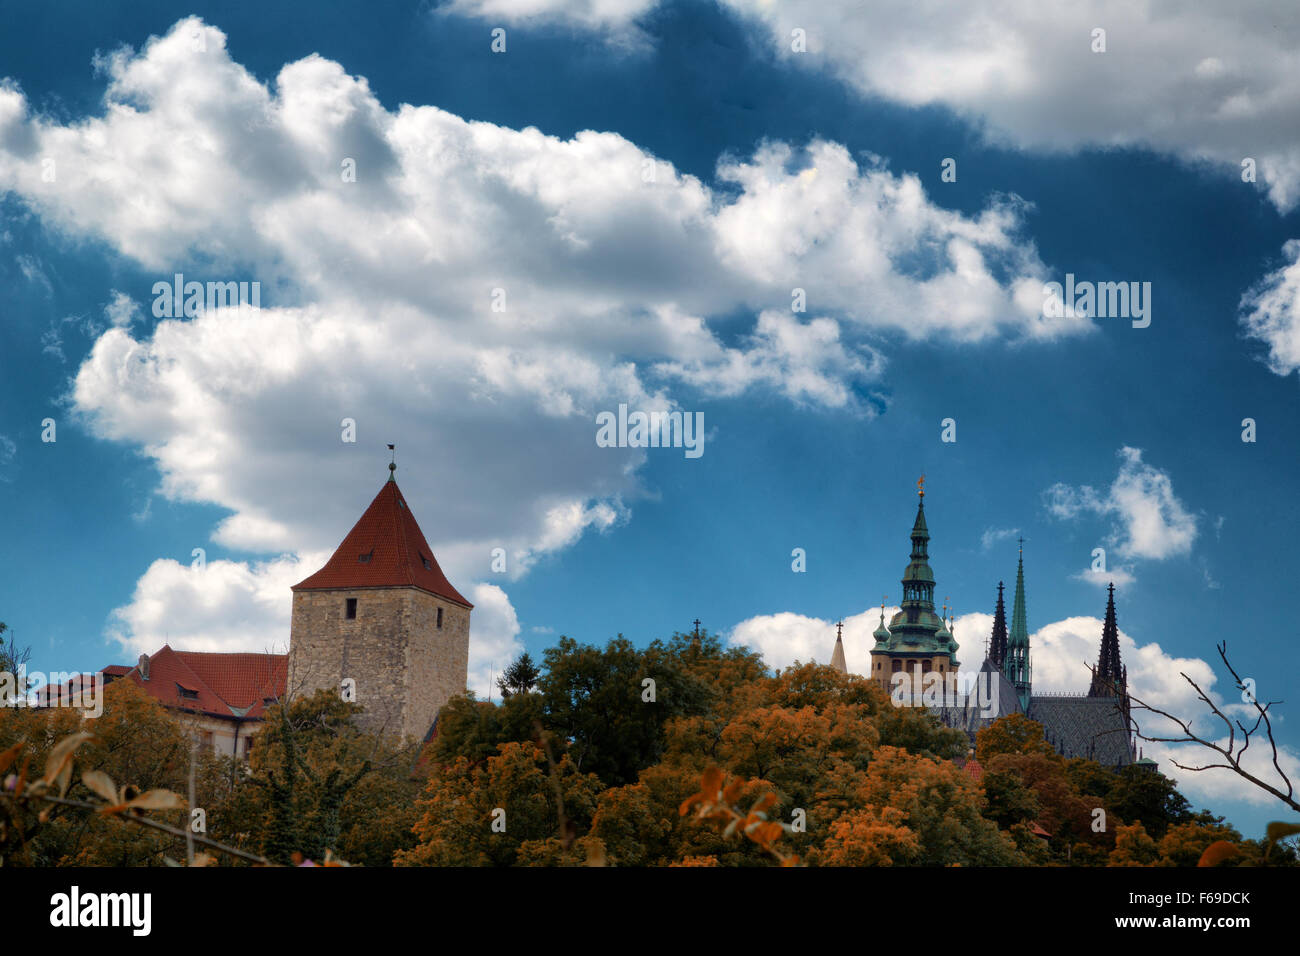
[288,587,470,741]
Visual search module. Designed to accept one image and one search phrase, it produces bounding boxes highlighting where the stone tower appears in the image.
[288,463,472,740]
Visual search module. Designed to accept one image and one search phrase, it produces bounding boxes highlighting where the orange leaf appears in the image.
[81,770,117,803]
[42,732,94,791]
[678,793,705,816]
[125,789,187,812]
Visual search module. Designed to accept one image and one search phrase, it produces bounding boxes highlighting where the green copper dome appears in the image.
[876,492,957,664]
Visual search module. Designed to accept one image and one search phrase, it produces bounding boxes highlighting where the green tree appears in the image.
[497,652,541,698]
[1106,765,1191,840]
[540,635,713,786]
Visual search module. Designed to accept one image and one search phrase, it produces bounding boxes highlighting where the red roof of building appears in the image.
[115,645,288,721]
[292,478,471,608]
[962,757,985,782]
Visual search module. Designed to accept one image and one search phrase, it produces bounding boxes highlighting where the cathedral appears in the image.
[831,479,1141,768]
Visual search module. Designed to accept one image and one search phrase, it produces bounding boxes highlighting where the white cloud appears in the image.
[107,553,321,657]
[104,290,140,328]
[466,583,524,699]
[0,433,15,483]
[980,526,1020,551]
[0,18,1076,665]
[1045,446,1197,561]
[655,308,885,411]
[1072,565,1136,589]
[443,0,659,35]
[1239,239,1300,377]
[16,253,51,295]
[458,1,1300,212]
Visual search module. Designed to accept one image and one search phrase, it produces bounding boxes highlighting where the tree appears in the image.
[855,745,1025,865]
[246,689,402,864]
[976,713,1059,765]
[1106,765,1191,840]
[1,680,197,866]
[497,652,540,699]
[816,805,920,866]
[397,741,603,866]
[539,636,713,786]
[1108,822,1160,866]
[981,768,1041,830]
[431,691,543,765]
[1157,821,1243,867]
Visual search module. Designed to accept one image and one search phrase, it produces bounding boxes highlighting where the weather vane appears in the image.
[917,474,925,498]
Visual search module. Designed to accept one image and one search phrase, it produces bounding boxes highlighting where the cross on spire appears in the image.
[836,620,844,640]
[692,619,701,638]
[1018,535,1024,555]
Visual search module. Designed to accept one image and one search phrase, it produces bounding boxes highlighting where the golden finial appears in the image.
[917,474,926,498]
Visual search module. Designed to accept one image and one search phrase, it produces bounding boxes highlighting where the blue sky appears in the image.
[2,1,1298,835]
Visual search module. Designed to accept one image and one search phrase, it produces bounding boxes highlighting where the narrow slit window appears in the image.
[436,607,443,629]
[346,597,358,619]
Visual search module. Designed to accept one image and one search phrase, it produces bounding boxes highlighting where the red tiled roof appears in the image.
[292,478,471,608]
[113,645,288,721]
[963,757,985,782]
[173,650,288,718]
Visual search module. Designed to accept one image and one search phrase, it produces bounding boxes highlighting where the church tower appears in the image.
[1004,541,1032,710]
[870,478,958,690]
[288,461,472,740]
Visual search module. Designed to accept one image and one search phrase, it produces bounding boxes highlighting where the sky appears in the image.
[1,0,1298,836]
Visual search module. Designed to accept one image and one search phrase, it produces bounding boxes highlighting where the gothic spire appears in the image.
[1089,583,1126,698]
[1004,538,1032,709]
[989,581,1008,667]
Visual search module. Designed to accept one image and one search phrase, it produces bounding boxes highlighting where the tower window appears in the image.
[436,607,443,629]
[346,597,358,619]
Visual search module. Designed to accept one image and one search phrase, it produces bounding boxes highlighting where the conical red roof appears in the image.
[292,478,472,608]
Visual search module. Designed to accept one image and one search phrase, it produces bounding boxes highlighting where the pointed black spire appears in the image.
[989,581,1008,667]
[1089,583,1126,697]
